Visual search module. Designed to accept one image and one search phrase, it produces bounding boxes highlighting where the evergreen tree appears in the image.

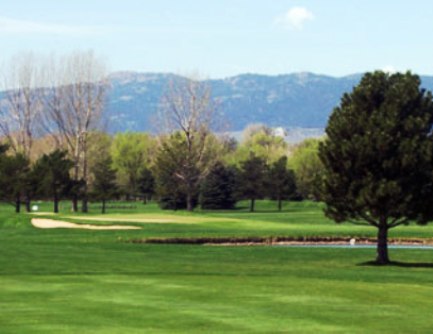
[200,162,237,210]
[92,157,118,214]
[24,160,47,212]
[237,154,268,212]
[268,156,297,211]
[319,71,433,264]
[36,150,74,213]
[0,152,30,213]
[153,133,199,210]
[137,168,155,204]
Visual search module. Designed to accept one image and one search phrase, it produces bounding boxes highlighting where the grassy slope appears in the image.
[2,200,433,333]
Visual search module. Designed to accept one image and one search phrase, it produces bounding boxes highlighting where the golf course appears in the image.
[1,200,433,333]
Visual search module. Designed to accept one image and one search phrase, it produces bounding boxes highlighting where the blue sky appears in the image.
[1,1,433,78]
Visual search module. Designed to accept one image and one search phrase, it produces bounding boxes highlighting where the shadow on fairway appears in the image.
[229,208,293,213]
[358,261,433,268]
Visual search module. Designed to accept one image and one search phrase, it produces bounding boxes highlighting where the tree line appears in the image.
[0,126,318,214]
[0,55,322,213]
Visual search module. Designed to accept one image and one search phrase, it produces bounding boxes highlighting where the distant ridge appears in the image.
[4,71,433,137]
[106,71,367,133]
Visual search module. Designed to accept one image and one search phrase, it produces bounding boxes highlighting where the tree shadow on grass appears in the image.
[358,261,433,268]
[230,208,294,214]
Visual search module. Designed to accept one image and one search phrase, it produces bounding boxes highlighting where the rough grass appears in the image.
[2,200,433,333]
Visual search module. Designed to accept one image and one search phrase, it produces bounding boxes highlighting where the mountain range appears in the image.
[3,71,433,142]
[106,72,433,136]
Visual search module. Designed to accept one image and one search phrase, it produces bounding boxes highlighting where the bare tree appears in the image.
[0,53,43,157]
[43,51,108,212]
[157,75,219,211]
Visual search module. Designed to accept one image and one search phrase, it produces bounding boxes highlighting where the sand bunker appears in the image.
[63,216,197,224]
[70,217,174,223]
[31,218,141,230]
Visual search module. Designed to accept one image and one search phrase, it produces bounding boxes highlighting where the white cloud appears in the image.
[275,7,314,30]
[0,16,104,35]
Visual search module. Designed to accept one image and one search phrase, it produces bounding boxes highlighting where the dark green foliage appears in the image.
[25,159,48,211]
[153,133,198,210]
[268,156,297,211]
[35,150,74,213]
[138,168,155,203]
[0,150,30,213]
[156,168,197,210]
[319,71,433,264]
[91,157,118,213]
[237,154,268,212]
[200,162,237,210]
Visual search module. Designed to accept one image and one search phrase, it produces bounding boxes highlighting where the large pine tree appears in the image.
[319,71,433,264]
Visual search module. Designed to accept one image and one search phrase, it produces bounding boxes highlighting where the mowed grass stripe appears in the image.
[2,246,433,332]
[2,201,433,332]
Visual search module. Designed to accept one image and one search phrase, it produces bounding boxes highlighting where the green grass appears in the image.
[2,200,433,332]
[30,200,433,239]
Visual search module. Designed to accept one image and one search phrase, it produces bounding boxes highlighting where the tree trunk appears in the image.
[278,197,282,212]
[25,194,31,213]
[186,192,193,212]
[250,198,255,212]
[54,193,59,213]
[81,134,88,213]
[102,199,106,214]
[15,194,21,213]
[81,196,88,213]
[72,146,80,212]
[376,225,390,264]
[72,195,79,212]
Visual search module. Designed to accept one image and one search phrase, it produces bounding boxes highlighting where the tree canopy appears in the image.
[235,125,288,165]
[237,154,268,212]
[200,162,237,210]
[289,138,324,200]
[35,150,74,213]
[319,71,433,264]
[268,156,297,211]
[111,132,153,199]
[91,156,118,214]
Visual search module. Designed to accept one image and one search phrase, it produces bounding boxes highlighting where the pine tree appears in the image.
[237,154,268,212]
[0,151,30,213]
[153,133,199,211]
[36,150,74,213]
[319,71,433,264]
[268,156,297,211]
[138,168,155,204]
[92,157,118,214]
[200,162,237,210]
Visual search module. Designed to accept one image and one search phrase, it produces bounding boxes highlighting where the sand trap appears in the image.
[31,218,141,230]
[65,216,190,224]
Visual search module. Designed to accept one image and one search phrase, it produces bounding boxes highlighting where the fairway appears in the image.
[2,201,433,333]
